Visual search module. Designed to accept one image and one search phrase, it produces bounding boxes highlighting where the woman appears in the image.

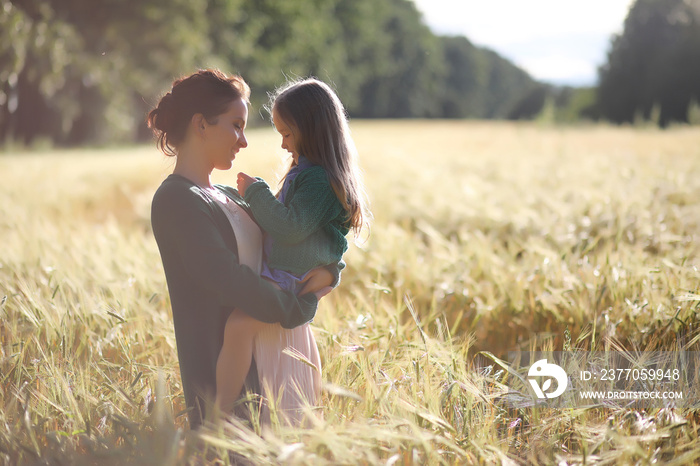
[147,69,331,428]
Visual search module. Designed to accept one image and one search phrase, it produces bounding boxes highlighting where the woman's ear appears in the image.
[191,113,206,138]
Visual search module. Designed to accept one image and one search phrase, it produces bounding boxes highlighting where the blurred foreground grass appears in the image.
[0,121,699,464]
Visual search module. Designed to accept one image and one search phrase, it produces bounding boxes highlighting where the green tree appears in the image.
[0,0,85,144]
[206,0,351,120]
[597,0,700,126]
[354,0,445,117]
[437,36,485,117]
[2,0,209,145]
[437,36,538,119]
[207,0,446,119]
[1,0,546,146]
[480,50,534,119]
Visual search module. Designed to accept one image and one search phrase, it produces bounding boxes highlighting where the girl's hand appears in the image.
[237,172,257,196]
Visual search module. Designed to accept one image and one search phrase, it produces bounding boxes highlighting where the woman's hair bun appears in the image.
[150,92,175,133]
[146,68,250,157]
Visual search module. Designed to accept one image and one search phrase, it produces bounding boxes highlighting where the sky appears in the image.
[411,0,635,87]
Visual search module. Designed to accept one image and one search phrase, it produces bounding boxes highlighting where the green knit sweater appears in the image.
[243,165,349,276]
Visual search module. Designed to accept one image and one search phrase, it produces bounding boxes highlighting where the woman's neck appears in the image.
[173,148,213,188]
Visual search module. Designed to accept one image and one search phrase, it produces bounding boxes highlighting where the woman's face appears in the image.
[272,109,299,163]
[203,98,249,171]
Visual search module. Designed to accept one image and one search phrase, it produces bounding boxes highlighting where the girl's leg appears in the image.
[216,309,268,413]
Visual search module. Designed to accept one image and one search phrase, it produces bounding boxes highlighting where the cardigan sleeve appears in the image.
[151,182,317,328]
[243,168,343,245]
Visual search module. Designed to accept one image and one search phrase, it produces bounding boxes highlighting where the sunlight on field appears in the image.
[1,121,699,464]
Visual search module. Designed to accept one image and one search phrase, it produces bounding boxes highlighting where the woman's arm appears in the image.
[151,182,316,328]
[242,168,343,245]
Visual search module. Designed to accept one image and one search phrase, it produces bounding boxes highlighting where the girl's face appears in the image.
[202,98,249,171]
[272,109,299,163]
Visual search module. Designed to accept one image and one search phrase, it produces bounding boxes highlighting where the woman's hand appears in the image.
[300,266,335,298]
[237,172,257,197]
[313,286,333,301]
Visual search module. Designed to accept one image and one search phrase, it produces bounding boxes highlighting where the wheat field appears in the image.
[1,121,699,464]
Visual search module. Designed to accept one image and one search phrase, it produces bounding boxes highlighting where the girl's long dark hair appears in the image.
[269,78,370,236]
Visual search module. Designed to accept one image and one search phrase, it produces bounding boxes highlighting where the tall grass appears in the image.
[0,121,699,464]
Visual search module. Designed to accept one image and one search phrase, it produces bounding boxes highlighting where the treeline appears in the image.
[531,0,700,127]
[3,0,696,147]
[1,0,537,146]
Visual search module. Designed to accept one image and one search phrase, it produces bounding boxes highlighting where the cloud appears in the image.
[411,0,634,85]
[497,32,611,84]
[520,56,597,86]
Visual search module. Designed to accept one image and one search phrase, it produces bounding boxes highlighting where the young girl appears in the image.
[215,78,369,422]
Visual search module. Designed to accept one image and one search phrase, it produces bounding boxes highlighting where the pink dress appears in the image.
[217,196,322,425]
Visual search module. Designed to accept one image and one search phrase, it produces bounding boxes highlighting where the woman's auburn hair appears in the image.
[269,78,370,236]
[147,69,250,156]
